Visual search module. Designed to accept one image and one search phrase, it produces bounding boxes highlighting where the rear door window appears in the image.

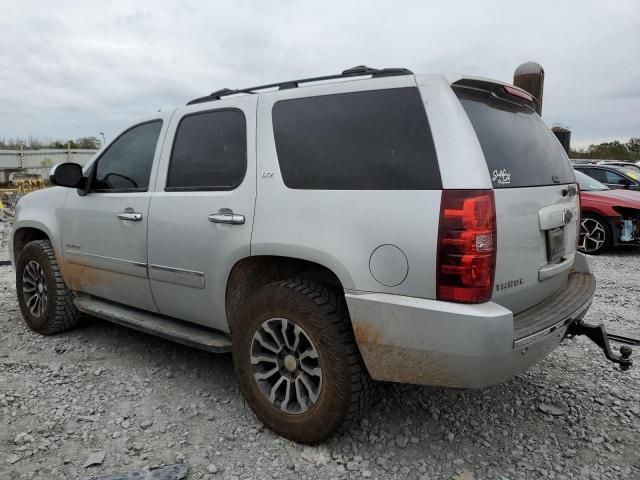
[582,168,608,183]
[455,88,574,188]
[272,87,441,190]
[166,109,246,191]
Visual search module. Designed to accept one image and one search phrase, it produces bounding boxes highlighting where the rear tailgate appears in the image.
[454,81,579,315]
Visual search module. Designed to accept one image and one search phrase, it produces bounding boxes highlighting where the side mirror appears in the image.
[49,163,85,189]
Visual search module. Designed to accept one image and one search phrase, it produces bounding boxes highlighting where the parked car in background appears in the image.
[574,164,640,191]
[575,170,640,254]
[596,161,640,174]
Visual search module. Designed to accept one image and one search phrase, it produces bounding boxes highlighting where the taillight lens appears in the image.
[437,190,497,303]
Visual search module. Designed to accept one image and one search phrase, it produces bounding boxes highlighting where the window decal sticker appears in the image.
[492,169,511,185]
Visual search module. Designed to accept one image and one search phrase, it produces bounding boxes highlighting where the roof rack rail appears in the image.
[186,65,413,105]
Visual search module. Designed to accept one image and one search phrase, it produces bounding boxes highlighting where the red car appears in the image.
[575,170,640,254]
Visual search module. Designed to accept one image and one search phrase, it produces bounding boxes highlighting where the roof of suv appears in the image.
[185,66,539,118]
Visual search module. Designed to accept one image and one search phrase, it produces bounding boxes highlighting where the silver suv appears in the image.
[10,66,596,443]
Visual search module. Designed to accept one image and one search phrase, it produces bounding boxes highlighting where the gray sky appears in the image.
[1,0,638,149]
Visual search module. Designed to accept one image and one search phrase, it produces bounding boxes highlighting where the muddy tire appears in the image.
[16,239,82,334]
[233,278,369,444]
[579,213,611,255]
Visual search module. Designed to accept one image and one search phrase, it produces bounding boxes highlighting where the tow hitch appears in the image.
[567,320,640,371]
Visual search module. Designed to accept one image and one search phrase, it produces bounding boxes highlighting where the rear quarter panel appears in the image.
[252,76,445,298]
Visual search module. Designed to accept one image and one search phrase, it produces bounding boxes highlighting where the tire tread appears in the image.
[17,240,82,334]
[265,277,370,431]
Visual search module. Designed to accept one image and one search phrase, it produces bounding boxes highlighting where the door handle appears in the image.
[208,209,245,225]
[117,211,143,221]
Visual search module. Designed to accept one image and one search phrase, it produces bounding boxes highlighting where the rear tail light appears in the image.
[437,190,497,303]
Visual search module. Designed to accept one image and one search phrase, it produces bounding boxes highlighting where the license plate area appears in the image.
[546,227,566,262]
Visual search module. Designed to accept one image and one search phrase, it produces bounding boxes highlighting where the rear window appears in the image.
[455,88,574,188]
[272,87,441,190]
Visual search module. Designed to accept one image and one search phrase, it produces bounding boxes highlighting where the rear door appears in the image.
[147,96,257,331]
[454,84,579,314]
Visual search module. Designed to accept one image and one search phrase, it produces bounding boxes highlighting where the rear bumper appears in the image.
[345,257,595,388]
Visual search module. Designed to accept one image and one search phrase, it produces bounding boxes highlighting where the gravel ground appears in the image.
[1,240,639,480]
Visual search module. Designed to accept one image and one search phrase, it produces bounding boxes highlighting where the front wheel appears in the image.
[578,214,611,255]
[232,278,369,444]
[16,239,82,334]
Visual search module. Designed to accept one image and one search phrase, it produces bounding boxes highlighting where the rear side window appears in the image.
[582,168,628,185]
[166,109,246,191]
[92,120,162,192]
[272,87,441,190]
[455,88,574,188]
[581,168,608,183]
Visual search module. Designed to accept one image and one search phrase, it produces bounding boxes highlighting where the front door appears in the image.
[147,96,257,331]
[61,118,168,312]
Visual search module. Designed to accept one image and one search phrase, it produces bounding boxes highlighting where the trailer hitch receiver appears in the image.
[566,320,638,371]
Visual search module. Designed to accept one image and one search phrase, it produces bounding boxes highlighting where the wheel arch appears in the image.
[11,223,55,265]
[225,255,346,333]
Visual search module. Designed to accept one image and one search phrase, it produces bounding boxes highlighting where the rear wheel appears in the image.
[16,240,82,334]
[579,213,611,254]
[232,278,369,444]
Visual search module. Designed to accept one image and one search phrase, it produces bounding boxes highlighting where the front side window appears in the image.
[272,87,441,190]
[603,170,626,184]
[92,121,162,191]
[166,110,247,191]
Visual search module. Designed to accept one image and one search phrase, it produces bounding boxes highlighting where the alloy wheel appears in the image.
[579,218,606,253]
[22,260,48,317]
[250,317,322,414]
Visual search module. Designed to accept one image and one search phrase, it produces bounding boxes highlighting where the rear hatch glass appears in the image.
[454,84,579,320]
[455,88,574,189]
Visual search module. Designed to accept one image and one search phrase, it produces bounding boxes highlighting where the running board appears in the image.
[74,294,232,353]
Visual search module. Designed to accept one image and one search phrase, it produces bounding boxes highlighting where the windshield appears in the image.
[574,170,609,191]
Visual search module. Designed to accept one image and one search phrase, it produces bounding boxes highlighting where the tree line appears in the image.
[569,138,640,161]
[0,136,101,150]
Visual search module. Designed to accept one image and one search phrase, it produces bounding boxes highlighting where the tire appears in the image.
[16,239,82,334]
[233,278,369,444]
[578,213,612,255]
